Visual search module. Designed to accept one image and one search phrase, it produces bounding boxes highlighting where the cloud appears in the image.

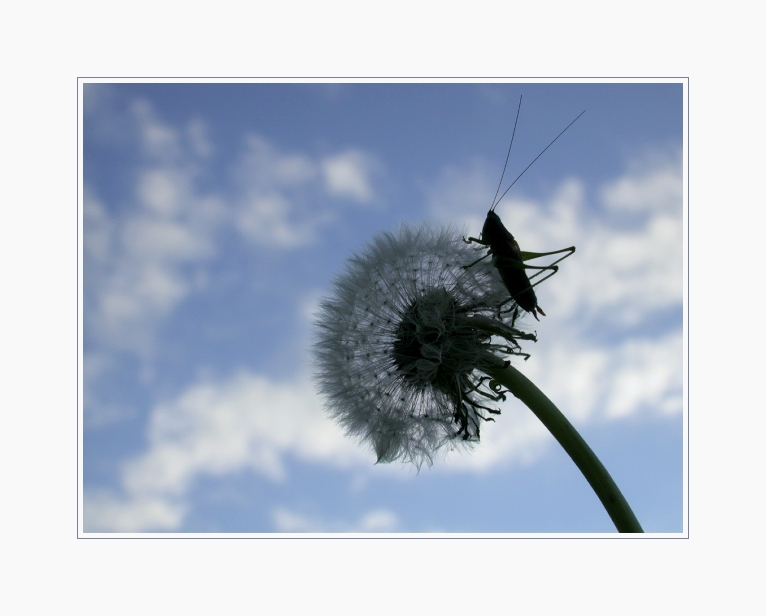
[83,94,386,431]
[426,158,497,223]
[231,135,319,247]
[84,94,381,363]
[131,99,186,161]
[84,491,186,533]
[236,192,315,248]
[271,507,399,532]
[233,137,379,247]
[601,149,682,214]
[85,178,223,355]
[235,134,318,189]
[603,333,683,418]
[84,370,369,531]
[524,330,683,421]
[84,99,227,358]
[321,149,376,202]
[124,371,364,492]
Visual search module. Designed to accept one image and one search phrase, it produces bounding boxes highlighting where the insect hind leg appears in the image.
[529,268,558,289]
[524,246,575,282]
[519,246,576,262]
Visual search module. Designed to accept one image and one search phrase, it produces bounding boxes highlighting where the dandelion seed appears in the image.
[313,225,535,467]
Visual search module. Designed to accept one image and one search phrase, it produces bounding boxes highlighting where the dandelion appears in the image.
[314,224,643,532]
[314,225,533,467]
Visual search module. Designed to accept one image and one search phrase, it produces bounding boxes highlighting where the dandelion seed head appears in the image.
[314,225,535,468]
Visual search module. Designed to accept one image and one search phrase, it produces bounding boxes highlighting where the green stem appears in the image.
[487,364,643,533]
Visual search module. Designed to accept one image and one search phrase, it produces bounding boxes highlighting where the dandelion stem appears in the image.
[487,364,643,533]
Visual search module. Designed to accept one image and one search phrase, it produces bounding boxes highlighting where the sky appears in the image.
[81,81,684,534]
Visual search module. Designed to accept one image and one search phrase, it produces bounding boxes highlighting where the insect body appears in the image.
[465,97,581,320]
[481,210,545,316]
[466,209,575,319]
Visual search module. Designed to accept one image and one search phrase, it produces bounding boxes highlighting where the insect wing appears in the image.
[492,254,538,313]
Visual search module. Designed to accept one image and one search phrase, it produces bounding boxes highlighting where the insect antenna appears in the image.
[490,94,523,212]
[493,108,586,210]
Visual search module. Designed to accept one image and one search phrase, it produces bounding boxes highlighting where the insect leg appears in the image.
[493,256,566,318]
[523,246,575,281]
[496,258,559,274]
[519,246,576,261]
[522,264,560,289]
[505,260,561,288]
[463,235,489,246]
[529,268,559,289]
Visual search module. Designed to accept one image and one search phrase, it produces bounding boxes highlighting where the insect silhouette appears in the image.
[464,96,582,320]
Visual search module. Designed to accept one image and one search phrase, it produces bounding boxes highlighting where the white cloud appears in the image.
[123,371,364,494]
[136,169,184,217]
[601,149,682,214]
[321,149,375,202]
[83,96,384,430]
[131,99,184,161]
[233,138,379,248]
[84,370,370,531]
[85,98,382,356]
[427,158,497,222]
[85,181,222,355]
[232,136,319,247]
[237,193,315,248]
[84,102,227,357]
[84,491,186,532]
[272,507,399,532]
[527,330,683,420]
[603,334,683,418]
[236,134,318,189]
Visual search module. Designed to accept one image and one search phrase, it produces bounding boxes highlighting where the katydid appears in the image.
[464,96,581,319]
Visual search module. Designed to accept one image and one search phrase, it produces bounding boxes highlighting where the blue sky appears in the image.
[81,81,684,533]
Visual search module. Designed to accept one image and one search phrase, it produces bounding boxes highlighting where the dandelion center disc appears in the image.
[392,288,482,396]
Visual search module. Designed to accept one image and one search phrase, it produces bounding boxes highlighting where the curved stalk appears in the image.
[487,364,643,533]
